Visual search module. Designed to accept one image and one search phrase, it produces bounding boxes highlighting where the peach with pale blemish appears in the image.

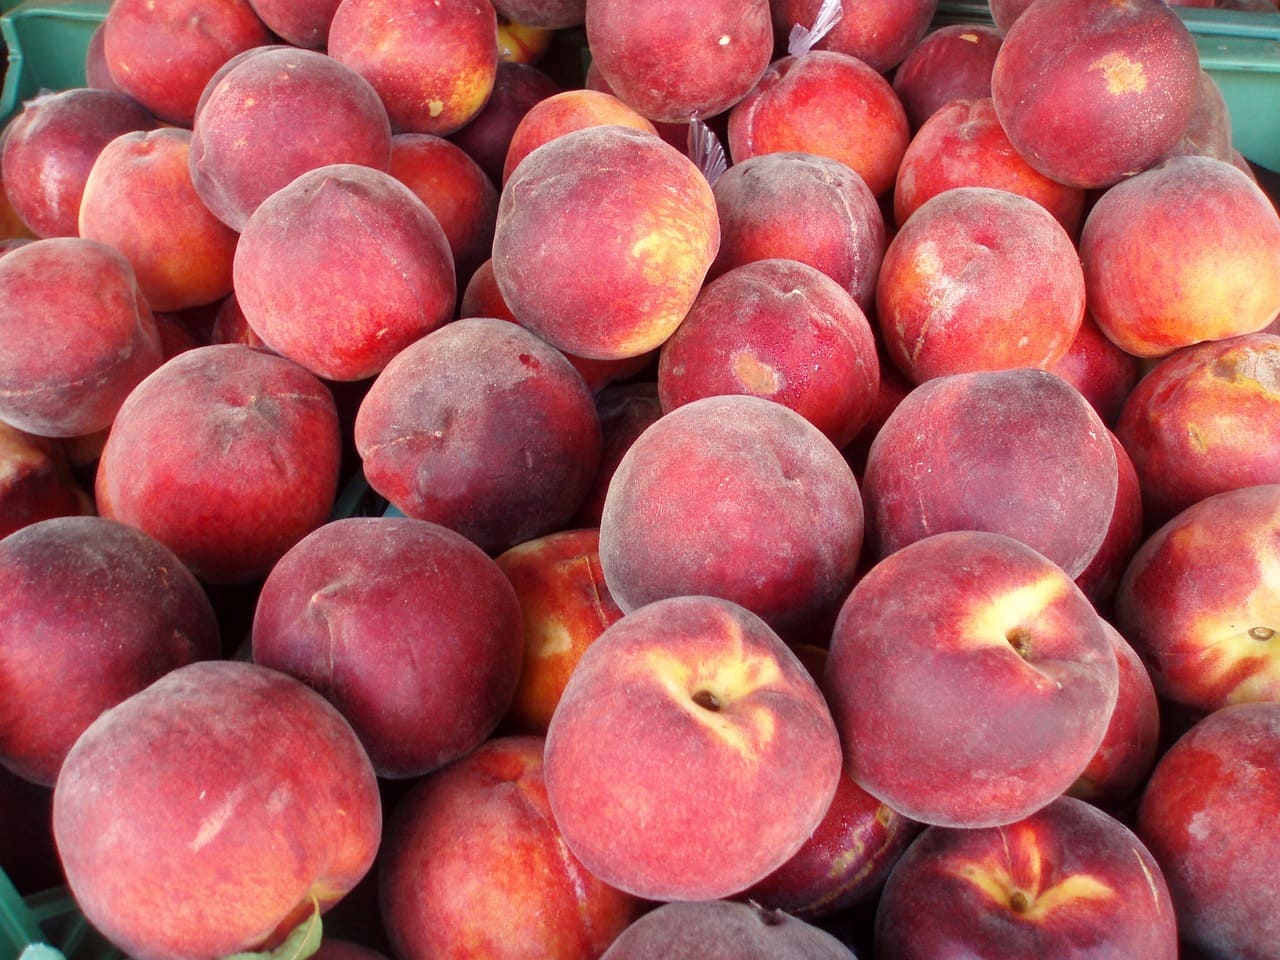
[657,258,880,449]
[873,795,1177,958]
[1115,483,1280,714]
[990,0,1201,189]
[327,0,497,136]
[544,594,844,902]
[492,124,720,361]
[862,368,1119,582]
[876,186,1086,385]
[825,530,1120,828]
[1115,333,1280,527]
[494,528,625,735]
[1080,155,1280,359]
[891,23,1003,132]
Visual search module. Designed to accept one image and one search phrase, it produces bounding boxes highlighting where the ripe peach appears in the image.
[862,368,1119,580]
[1081,155,1280,358]
[189,46,393,232]
[1047,312,1143,429]
[892,23,1003,131]
[233,163,456,383]
[771,0,937,73]
[448,59,561,185]
[95,343,343,585]
[544,595,843,901]
[825,530,1119,828]
[657,258,880,448]
[990,0,1201,189]
[585,0,773,123]
[0,237,162,439]
[708,150,886,315]
[491,0,584,29]
[0,424,90,540]
[1073,432,1144,616]
[570,381,664,528]
[492,124,719,361]
[327,0,498,136]
[1163,68,1236,164]
[598,393,864,641]
[354,317,603,554]
[244,0,341,48]
[728,49,910,197]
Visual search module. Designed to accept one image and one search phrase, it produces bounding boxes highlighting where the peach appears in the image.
[501,88,659,184]
[78,127,238,314]
[95,343,343,585]
[708,150,886,315]
[379,735,642,960]
[990,0,1201,189]
[189,46,393,232]
[1114,333,1280,526]
[1046,311,1143,429]
[989,0,1035,31]
[233,163,456,383]
[1163,68,1236,164]
[353,317,603,554]
[1081,156,1280,358]
[598,393,864,641]
[771,0,937,73]
[84,24,120,93]
[544,594,844,901]
[863,367,1119,582]
[0,87,156,239]
[1114,483,1280,713]
[208,292,271,350]
[0,237,162,439]
[1136,701,1280,960]
[874,796,1177,958]
[657,258,880,449]
[101,0,273,126]
[327,0,498,136]
[892,23,1003,131]
[877,187,1086,384]
[491,124,719,361]
[493,528,625,735]
[1072,431,1144,616]
[599,899,857,960]
[492,0,584,29]
[584,0,773,123]
[389,132,499,287]
[448,59,562,186]
[892,98,1086,237]
[825,530,1120,828]
[52,659,382,960]
[244,0,342,48]
[727,49,911,198]
[570,381,664,528]
[251,516,524,778]
[0,423,90,540]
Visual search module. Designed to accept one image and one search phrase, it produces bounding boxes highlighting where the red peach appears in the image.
[448,60,562,186]
[771,0,937,73]
[0,424,90,540]
[570,381,664,528]
[1047,311,1143,429]
[245,0,341,48]
[892,23,1004,131]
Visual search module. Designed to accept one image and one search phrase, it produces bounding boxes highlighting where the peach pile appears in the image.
[2,0,1280,958]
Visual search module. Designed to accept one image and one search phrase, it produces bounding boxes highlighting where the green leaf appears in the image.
[222,898,322,960]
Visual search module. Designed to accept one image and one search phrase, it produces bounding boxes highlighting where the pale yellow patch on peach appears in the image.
[1090,52,1147,95]
[959,32,981,43]
[960,573,1072,649]
[528,618,575,658]
[732,349,784,395]
[1184,551,1280,704]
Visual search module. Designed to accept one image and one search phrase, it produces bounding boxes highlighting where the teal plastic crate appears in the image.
[0,870,121,960]
[933,2,1280,172]
[0,0,108,126]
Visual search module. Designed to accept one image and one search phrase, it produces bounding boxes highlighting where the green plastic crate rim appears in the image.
[933,2,1280,171]
[0,0,107,127]
[0,869,121,960]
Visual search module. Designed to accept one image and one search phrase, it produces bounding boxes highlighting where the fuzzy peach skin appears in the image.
[0,87,156,239]
[824,530,1120,829]
[861,368,1119,580]
[0,516,220,787]
[1136,701,1280,960]
[990,0,1200,189]
[251,516,524,779]
[1079,155,1280,358]
[189,46,393,232]
[0,237,163,439]
[544,594,844,902]
[494,528,625,735]
[727,50,910,198]
[570,381,664,528]
[1072,432,1144,617]
[244,0,341,47]
[95,343,343,585]
[773,0,936,73]
[52,660,382,960]
[0,424,91,539]
[328,0,497,136]
[707,150,886,315]
[657,258,880,449]
[78,127,238,313]
[233,163,456,383]
[876,186,1086,384]
[874,796,1177,959]
[585,0,773,123]
[598,393,864,642]
[1047,312,1142,429]
[492,124,720,361]
[447,60,561,186]
[379,735,642,960]
[891,24,1003,132]
[1114,333,1280,526]
[1114,483,1280,713]
[892,98,1086,238]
